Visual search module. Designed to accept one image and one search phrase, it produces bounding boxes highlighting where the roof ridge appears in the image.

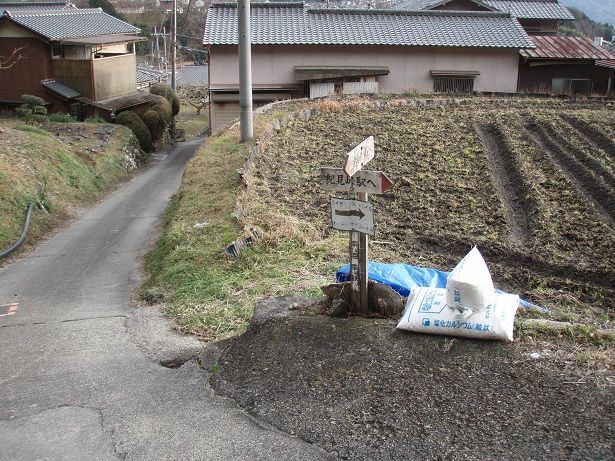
[209,1,304,7]
[11,7,102,16]
[309,8,511,17]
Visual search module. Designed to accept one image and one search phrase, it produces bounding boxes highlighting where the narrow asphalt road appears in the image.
[0,139,329,460]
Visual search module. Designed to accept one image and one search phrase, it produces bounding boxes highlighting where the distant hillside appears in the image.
[562,0,615,28]
[559,7,615,41]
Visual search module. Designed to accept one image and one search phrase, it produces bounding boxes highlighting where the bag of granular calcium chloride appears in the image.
[446,246,495,319]
[396,287,519,341]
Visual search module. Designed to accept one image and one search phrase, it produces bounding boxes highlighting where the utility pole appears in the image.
[238,0,253,142]
[171,0,177,92]
[170,0,177,139]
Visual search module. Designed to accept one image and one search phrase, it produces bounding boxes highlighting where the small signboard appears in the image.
[343,136,374,177]
[320,167,393,194]
[330,197,374,236]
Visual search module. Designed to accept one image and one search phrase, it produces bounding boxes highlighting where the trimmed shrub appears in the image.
[85,116,107,124]
[152,97,172,124]
[48,113,76,123]
[115,110,153,152]
[150,83,180,116]
[16,94,48,125]
[142,109,166,142]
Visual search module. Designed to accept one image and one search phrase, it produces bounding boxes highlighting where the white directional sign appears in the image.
[320,167,393,194]
[330,197,374,236]
[343,136,374,177]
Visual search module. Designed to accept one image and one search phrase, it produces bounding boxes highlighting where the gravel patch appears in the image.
[211,297,614,461]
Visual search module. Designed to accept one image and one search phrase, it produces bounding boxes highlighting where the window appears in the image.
[552,78,591,95]
[433,76,474,93]
[51,45,63,59]
[431,70,479,93]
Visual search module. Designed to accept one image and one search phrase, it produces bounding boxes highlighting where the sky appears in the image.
[561,0,615,27]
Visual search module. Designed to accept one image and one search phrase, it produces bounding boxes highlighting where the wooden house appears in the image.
[0,1,158,119]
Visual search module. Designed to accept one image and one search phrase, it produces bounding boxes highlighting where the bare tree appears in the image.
[177,85,209,115]
[0,45,28,70]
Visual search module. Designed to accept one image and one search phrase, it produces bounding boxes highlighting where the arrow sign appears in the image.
[335,208,365,219]
[344,136,374,177]
[330,197,374,236]
[320,167,393,194]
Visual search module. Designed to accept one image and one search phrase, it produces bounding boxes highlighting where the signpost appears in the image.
[320,168,393,195]
[343,136,374,177]
[330,198,374,236]
[322,136,393,315]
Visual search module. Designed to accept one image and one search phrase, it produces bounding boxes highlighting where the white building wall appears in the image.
[209,44,520,94]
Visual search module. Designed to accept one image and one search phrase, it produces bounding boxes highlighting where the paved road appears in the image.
[0,140,329,460]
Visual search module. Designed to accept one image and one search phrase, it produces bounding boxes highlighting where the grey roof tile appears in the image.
[204,2,534,48]
[392,0,574,20]
[5,7,140,39]
[483,0,574,20]
[177,66,208,86]
[0,1,72,14]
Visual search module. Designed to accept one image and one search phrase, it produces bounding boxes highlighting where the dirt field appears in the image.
[242,98,615,329]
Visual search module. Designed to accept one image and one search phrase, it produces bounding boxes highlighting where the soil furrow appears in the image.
[541,122,615,191]
[526,121,615,228]
[560,115,615,162]
[474,123,533,246]
[414,234,615,290]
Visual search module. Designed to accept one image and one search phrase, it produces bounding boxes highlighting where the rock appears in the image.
[368,282,405,316]
[320,282,350,301]
[330,298,350,318]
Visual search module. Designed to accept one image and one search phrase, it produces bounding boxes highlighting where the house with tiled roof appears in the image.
[394,0,575,35]
[0,1,158,118]
[203,1,535,132]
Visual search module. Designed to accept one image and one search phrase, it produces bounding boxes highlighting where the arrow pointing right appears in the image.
[335,208,365,219]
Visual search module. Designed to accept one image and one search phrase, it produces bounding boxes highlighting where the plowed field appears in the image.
[242,98,615,328]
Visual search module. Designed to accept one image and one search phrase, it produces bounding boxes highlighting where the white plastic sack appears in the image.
[396,287,519,341]
[446,246,495,316]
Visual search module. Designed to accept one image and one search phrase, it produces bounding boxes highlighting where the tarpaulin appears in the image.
[336,262,547,312]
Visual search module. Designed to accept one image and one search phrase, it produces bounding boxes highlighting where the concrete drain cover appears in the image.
[0,303,18,317]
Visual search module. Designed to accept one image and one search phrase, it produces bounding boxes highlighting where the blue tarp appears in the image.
[336,261,547,312]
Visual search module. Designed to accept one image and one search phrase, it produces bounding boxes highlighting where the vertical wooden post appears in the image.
[350,229,360,311]
[358,192,368,314]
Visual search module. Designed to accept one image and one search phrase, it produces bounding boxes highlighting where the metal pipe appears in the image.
[238,0,253,142]
[0,203,34,259]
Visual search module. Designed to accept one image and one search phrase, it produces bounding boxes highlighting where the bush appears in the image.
[16,94,48,125]
[48,113,76,123]
[115,110,153,152]
[142,109,166,142]
[150,83,180,116]
[152,97,172,124]
[84,116,107,124]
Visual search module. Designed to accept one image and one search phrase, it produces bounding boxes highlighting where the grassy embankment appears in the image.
[142,101,346,339]
[143,97,615,346]
[0,120,142,252]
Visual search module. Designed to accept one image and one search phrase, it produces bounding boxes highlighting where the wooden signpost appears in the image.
[321,136,393,314]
